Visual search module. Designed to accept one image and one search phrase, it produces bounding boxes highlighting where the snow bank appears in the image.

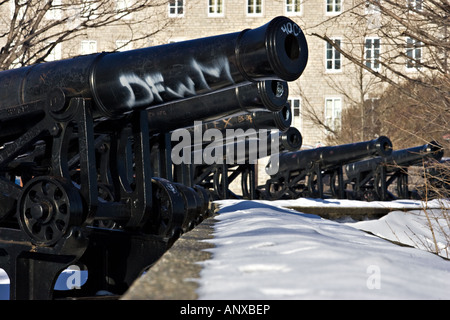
[196,200,450,299]
[350,208,449,259]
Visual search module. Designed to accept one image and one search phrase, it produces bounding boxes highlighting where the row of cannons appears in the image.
[260,137,446,202]
[0,16,446,300]
[0,16,309,299]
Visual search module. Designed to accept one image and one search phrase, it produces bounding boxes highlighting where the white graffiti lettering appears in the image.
[119,73,156,108]
[191,55,233,89]
[164,76,196,99]
[281,22,301,36]
[118,56,234,108]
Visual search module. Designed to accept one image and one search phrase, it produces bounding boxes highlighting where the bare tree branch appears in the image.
[0,0,174,69]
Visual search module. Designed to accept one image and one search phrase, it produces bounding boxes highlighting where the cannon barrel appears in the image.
[279,127,303,151]
[0,16,307,122]
[185,103,292,135]
[345,141,444,178]
[271,136,393,175]
[386,141,444,168]
[147,80,289,132]
[188,127,302,164]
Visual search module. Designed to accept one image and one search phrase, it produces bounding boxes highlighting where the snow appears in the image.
[1,198,449,300]
[196,198,450,300]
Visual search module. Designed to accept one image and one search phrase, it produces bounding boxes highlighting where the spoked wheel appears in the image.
[17,176,83,246]
[306,172,321,198]
[150,177,185,239]
[284,179,306,199]
[241,167,256,199]
[265,178,287,200]
[373,172,384,201]
[396,173,409,199]
[213,165,228,199]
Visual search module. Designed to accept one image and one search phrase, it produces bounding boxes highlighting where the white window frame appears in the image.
[168,0,185,17]
[364,37,381,72]
[285,0,302,16]
[247,0,263,17]
[365,0,381,14]
[407,0,422,11]
[115,40,133,52]
[81,40,97,55]
[325,38,342,72]
[365,0,381,28]
[288,97,302,130]
[325,97,342,133]
[168,37,187,44]
[326,0,342,15]
[405,37,422,71]
[46,42,62,61]
[116,0,133,20]
[80,0,100,20]
[45,0,62,20]
[208,0,224,17]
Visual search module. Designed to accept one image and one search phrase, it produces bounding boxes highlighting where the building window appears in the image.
[364,37,381,71]
[325,97,342,132]
[247,0,262,16]
[406,37,422,70]
[365,0,381,28]
[288,97,302,129]
[407,0,422,11]
[116,0,133,19]
[168,37,186,43]
[80,0,100,20]
[116,40,133,52]
[285,0,302,15]
[208,0,224,16]
[326,0,342,14]
[46,42,62,62]
[45,0,62,20]
[169,0,184,17]
[365,0,381,14]
[326,38,342,71]
[81,40,97,55]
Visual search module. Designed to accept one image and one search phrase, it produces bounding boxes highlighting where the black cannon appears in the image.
[263,136,393,200]
[344,141,444,201]
[175,126,302,200]
[0,16,308,299]
[147,80,289,133]
[146,85,291,181]
[185,103,293,135]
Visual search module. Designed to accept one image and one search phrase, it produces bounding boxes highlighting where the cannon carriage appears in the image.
[262,136,393,200]
[344,142,444,201]
[0,16,309,299]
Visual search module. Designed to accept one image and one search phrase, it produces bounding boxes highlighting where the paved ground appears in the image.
[121,216,217,300]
